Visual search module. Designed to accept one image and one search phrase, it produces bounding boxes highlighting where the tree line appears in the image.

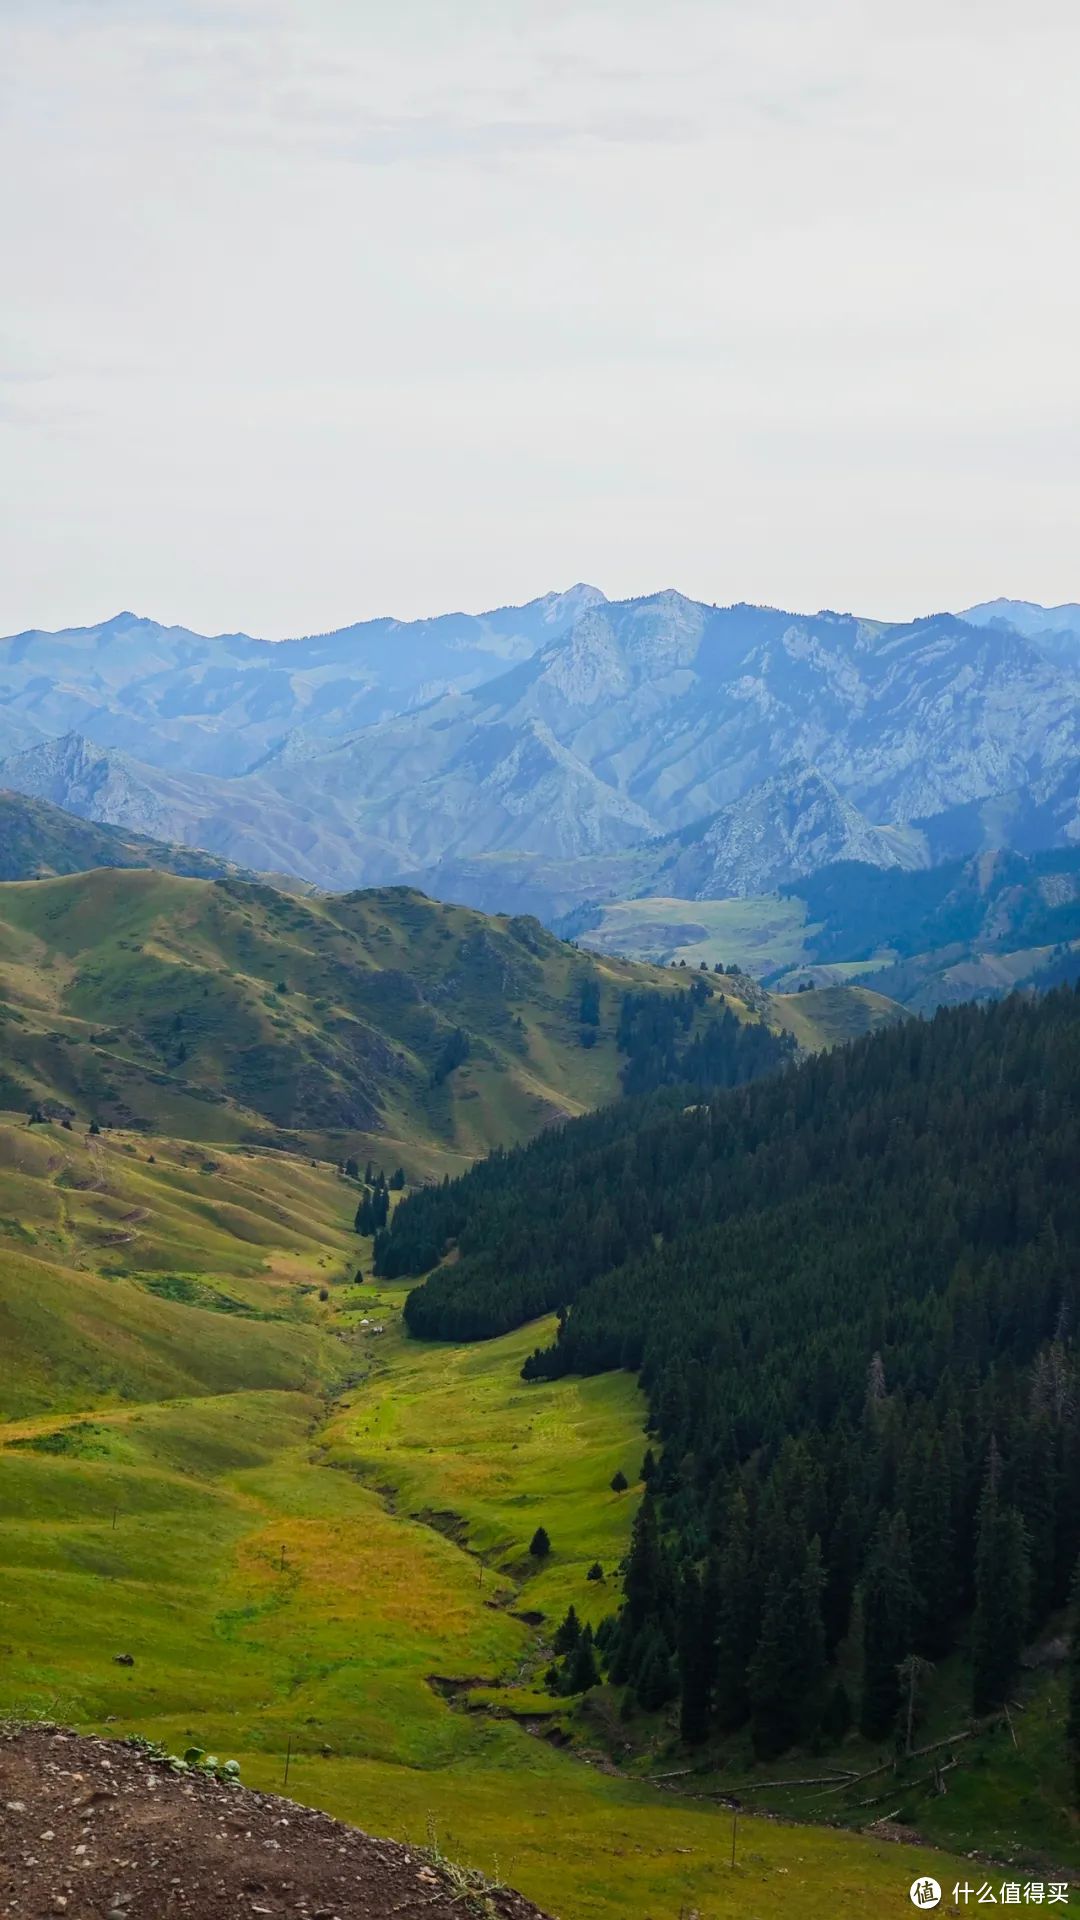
[379,986,1080,1771]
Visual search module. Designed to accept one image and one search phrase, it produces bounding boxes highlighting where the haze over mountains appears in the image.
[1,588,1077,916]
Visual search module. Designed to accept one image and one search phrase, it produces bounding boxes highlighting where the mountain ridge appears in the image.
[3,590,1078,914]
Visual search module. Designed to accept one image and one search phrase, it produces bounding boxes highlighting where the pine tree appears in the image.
[897,1653,935,1755]
[610,1469,629,1493]
[677,1565,710,1745]
[624,1493,666,1630]
[553,1605,581,1654]
[529,1526,551,1560]
[713,1488,752,1730]
[821,1678,852,1743]
[972,1458,1030,1713]
[1017,1414,1057,1628]
[747,1568,797,1758]
[566,1624,600,1694]
[638,1642,677,1711]
[907,1434,956,1658]
[823,1489,862,1655]
[860,1512,916,1739]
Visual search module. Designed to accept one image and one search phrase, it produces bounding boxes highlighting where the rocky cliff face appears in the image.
[660,769,926,898]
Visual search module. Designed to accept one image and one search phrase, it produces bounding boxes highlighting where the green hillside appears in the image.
[577,891,814,972]
[578,849,1080,1012]
[0,1112,971,1918]
[0,787,253,883]
[0,868,652,1170]
[0,866,899,1173]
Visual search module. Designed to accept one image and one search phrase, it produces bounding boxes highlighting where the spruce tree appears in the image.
[1017,1414,1057,1628]
[713,1488,752,1730]
[624,1493,665,1629]
[677,1565,710,1745]
[821,1678,852,1744]
[823,1489,862,1655]
[908,1434,956,1658]
[553,1605,581,1654]
[747,1567,797,1758]
[638,1642,678,1711]
[566,1624,600,1694]
[971,1462,1030,1713]
[529,1526,551,1560]
[860,1512,916,1739]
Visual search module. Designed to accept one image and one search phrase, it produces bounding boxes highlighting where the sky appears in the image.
[1,0,1078,638]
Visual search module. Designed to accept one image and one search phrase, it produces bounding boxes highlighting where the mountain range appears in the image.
[1,589,1078,916]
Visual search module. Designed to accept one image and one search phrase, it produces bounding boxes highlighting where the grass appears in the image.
[580,893,814,974]
[0,1116,981,1917]
[768,983,907,1050]
[0,868,775,1174]
[325,1302,646,1625]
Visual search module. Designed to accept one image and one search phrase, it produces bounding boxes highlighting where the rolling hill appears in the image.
[0,787,252,884]
[0,864,891,1172]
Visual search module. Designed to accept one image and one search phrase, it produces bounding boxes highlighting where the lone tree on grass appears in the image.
[529,1526,551,1561]
[610,1469,629,1493]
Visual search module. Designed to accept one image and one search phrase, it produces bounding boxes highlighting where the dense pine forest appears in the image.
[380,986,1080,1766]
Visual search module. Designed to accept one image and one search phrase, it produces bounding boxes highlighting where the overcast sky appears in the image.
[1,0,1078,637]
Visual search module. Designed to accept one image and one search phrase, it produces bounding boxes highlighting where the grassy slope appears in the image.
[581,893,815,974]
[584,856,1080,1015]
[0,869,899,1177]
[0,787,250,883]
[0,869,676,1172]
[768,983,907,1049]
[0,1116,968,1919]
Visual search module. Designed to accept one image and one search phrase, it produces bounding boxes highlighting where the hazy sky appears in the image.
[2,0,1078,637]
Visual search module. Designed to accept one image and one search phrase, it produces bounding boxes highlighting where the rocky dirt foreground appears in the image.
[0,1727,552,1920]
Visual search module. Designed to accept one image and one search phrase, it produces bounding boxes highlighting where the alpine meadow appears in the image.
[4,2,1080,1913]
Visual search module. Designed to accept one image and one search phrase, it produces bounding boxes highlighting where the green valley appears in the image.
[0,851,1070,1917]
[0,1110,972,1918]
[573,847,1080,1014]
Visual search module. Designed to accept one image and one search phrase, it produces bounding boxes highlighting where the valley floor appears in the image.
[0,1118,995,1917]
